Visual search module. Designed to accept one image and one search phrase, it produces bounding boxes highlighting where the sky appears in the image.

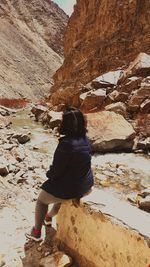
[53,0,76,16]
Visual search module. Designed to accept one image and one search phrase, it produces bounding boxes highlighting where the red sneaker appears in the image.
[25,227,42,242]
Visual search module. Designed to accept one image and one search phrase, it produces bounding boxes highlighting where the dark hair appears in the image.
[59,106,87,138]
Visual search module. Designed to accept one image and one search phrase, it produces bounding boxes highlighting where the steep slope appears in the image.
[49,0,150,106]
[0,0,68,100]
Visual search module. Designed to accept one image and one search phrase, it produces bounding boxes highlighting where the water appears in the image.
[11,108,58,155]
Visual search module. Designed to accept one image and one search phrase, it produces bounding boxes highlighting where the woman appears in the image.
[26,106,93,241]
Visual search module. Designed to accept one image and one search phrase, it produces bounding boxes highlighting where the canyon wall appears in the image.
[49,0,150,106]
[0,0,68,100]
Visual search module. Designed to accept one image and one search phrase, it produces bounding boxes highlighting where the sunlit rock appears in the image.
[87,111,135,152]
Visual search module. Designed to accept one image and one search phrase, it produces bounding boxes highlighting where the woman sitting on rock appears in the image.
[26,106,93,241]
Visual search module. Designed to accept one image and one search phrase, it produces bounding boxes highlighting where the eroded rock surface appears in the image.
[48,0,150,106]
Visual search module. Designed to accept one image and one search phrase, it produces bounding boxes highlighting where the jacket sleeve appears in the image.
[46,139,72,180]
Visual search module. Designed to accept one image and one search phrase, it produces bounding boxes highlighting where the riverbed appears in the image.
[0,108,150,266]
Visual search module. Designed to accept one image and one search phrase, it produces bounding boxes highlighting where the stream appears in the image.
[0,108,150,266]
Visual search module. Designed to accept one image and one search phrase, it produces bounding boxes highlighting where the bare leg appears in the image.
[34,190,65,230]
[47,203,61,218]
[35,199,48,230]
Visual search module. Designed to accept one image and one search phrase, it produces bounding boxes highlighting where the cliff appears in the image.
[49,0,150,106]
[0,0,68,100]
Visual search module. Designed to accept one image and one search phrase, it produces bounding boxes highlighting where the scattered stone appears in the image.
[0,165,9,176]
[12,133,31,144]
[139,196,150,212]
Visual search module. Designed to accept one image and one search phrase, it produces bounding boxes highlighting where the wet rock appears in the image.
[39,251,72,267]
[105,102,127,117]
[87,111,135,152]
[139,196,150,212]
[0,165,9,176]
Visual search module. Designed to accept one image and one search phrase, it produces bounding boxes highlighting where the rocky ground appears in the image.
[0,0,68,100]
[0,108,74,267]
[0,106,149,266]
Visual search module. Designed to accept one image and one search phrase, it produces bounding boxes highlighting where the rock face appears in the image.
[0,0,68,100]
[87,111,135,152]
[48,0,150,106]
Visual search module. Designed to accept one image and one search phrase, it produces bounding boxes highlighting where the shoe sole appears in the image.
[25,233,43,242]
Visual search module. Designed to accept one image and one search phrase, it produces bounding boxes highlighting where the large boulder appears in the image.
[87,111,135,152]
[31,105,48,121]
[119,53,150,83]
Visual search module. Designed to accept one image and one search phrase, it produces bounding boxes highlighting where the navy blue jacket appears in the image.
[41,136,93,199]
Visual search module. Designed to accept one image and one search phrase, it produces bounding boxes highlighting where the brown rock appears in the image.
[12,133,31,144]
[39,252,72,267]
[119,77,141,93]
[127,86,150,112]
[140,99,150,113]
[80,89,106,112]
[0,165,9,176]
[87,111,135,152]
[139,196,150,212]
[135,114,150,137]
[48,1,150,106]
[119,53,150,83]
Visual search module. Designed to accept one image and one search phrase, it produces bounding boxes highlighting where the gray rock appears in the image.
[12,133,31,144]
